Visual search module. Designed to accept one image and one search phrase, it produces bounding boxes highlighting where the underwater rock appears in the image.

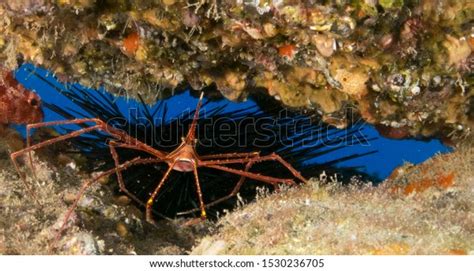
[191,143,474,255]
[0,149,204,255]
[0,0,472,140]
[63,232,99,255]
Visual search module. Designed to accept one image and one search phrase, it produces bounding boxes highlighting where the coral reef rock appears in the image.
[192,143,473,255]
[0,0,472,139]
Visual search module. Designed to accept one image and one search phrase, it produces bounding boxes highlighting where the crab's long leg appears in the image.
[18,118,109,178]
[192,162,206,219]
[200,153,307,183]
[25,118,106,133]
[179,153,307,216]
[199,151,260,160]
[108,141,169,220]
[177,159,256,216]
[204,164,295,186]
[24,120,104,178]
[13,118,168,203]
[177,164,293,216]
[25,127,36,180]
[184,92,204,144]
[23,118,166,162]
[11,123,103,205]
[263,153,307,183]
[50,157,159,252]
[108,142,148,207]
[145,161,176,224]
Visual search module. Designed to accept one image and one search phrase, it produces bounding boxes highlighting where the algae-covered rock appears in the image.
[0,0,472,139]
[192,143,474,255]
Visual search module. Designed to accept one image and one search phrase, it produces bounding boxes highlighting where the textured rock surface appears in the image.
[192,143,473,255]
[0,0,472,140]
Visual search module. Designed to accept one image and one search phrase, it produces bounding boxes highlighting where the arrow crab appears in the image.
[10,92,308,244]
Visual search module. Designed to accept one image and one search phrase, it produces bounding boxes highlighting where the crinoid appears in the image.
[11,64,377,244]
